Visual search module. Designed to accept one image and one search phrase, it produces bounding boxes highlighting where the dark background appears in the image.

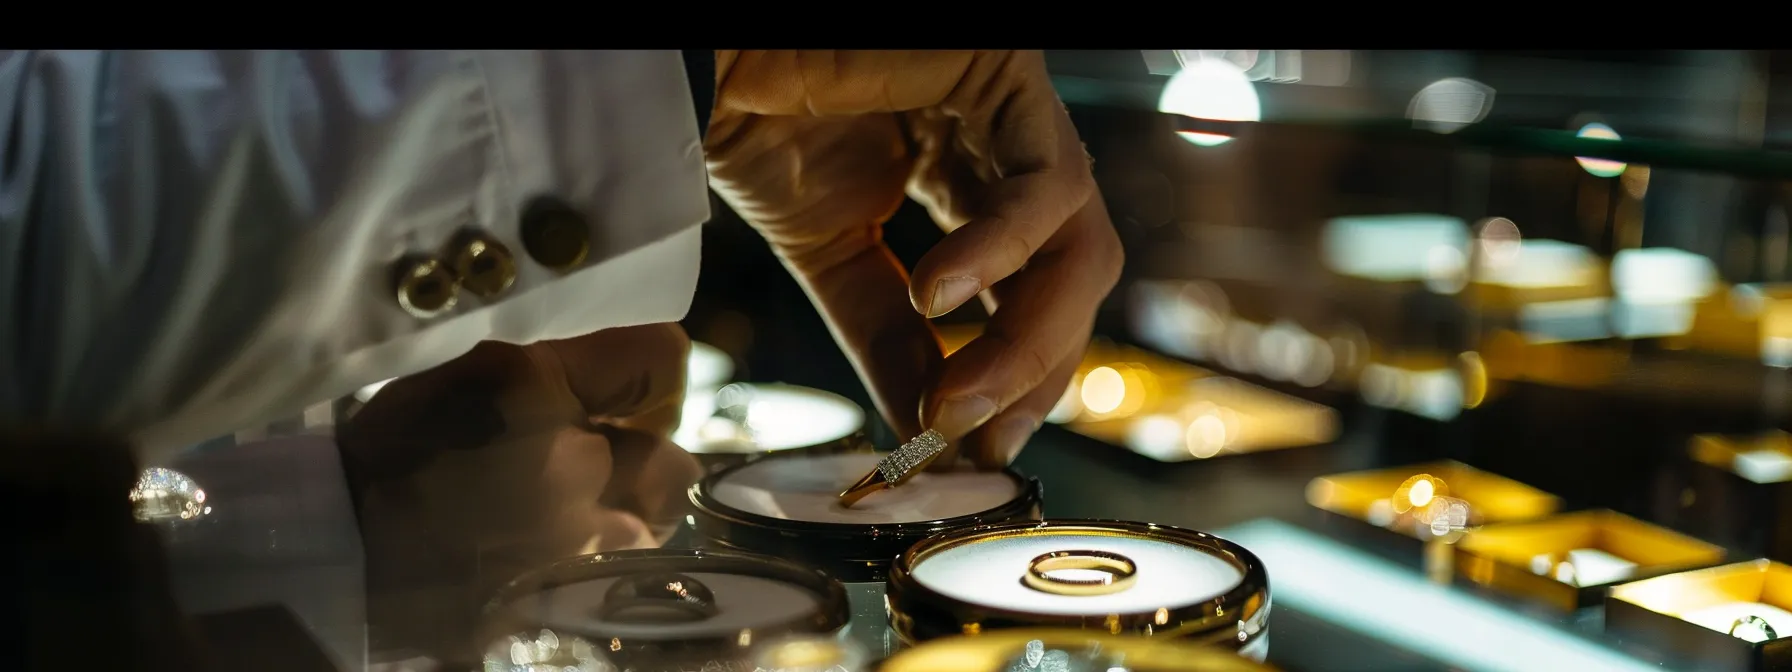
[679,50,1792,671]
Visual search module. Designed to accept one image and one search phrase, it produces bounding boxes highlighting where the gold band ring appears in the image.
[1022,550,1139,596]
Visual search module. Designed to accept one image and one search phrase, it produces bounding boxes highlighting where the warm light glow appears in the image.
[1407,479,1435,509]
[1574,122,1626,177]
[1158,60,1261,147]
[1459,352,1488,409]
[1080,366,1127,414]
[1186,413,1229,458]
[1125,414,1188,459]
[1424,245,1469,294]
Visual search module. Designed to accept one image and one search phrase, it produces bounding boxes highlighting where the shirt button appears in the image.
[393,256,459,319]
[520,198,592,272]
[449,230,518,299]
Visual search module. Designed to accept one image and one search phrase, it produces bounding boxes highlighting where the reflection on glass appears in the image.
[1407,78,1494,134]
[129,467,211,523]
[485,628,612,672]
[674,383,865,454]
[1574,122,1627,178]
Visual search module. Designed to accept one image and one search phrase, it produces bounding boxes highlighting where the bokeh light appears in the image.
[1080,366,1127,415]
[1407,78,1494,134]
[1473,217,1523,269]
[1158,59,1262,147]
[1574,122,1627,178]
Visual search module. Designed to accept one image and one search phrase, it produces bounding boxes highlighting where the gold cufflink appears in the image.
[393,256,459,319]
[520,198,591,273]
[449,230,518,299]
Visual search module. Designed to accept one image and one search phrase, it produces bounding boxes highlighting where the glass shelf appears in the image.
[1054,74,1792,181]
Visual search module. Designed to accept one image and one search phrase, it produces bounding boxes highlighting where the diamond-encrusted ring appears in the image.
[836,429,949,508]
[595,572,719,623]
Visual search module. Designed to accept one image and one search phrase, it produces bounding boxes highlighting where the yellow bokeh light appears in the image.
[1081,366,1127,414]
[1408,478,1435,508]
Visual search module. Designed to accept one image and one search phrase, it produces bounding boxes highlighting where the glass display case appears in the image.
[118,49,1792,672]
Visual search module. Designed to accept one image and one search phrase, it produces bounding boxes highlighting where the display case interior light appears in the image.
[1307,461,1561,539]
[1357,354,1468,422]
[1606,249,1716,340]
[1691,432,1792,485]
[1680,283,1792,365]
[688,341,736,391]
[1607,560,1792,670]
[1220,519,1663,672]
[1473,239,1603,291]
[1613,248,1719,304]
[673,383,864,455]
[1453,510,1725,611]
[1517,298,1615,344]
[1321,214,1471,283]
[1083,375,1340,463]
[941,324,1338,460]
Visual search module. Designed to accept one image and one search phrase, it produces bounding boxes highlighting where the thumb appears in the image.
[534,322,691,429]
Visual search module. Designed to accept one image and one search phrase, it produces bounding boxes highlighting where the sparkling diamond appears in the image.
[877,429,948,484]
[129,468,210,523]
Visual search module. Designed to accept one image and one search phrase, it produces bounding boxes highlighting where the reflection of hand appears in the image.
[337,323,701,660]
[705,50,1123,468]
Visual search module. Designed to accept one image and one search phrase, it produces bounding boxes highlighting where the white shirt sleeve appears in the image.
[0,50,711,464]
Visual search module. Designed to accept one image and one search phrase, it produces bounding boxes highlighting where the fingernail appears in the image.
[976,414,1043,469]
[932,395,998,439]
[926,277,983,318]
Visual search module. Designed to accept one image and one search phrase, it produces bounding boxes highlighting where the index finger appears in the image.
[908,68,1095,318]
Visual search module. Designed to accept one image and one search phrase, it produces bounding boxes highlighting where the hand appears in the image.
[704,50,1124,468]
[337,323,700,661]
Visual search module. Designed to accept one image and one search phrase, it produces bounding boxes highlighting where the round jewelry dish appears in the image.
[675,382,873,472]
[879,629,1279,672]
[686,451,1044,659]
[686,452,1045,583]
[477,548,850,672]
[886,520,1271,660]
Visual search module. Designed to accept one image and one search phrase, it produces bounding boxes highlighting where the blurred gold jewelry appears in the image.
[1023,550,1138,596]
[1730,615,1778,642]
[837,429,948,508]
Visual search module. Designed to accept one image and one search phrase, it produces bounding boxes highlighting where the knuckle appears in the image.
[994,225,1036,274]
